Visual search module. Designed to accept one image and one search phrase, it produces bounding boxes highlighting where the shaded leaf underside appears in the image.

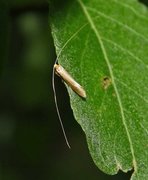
[51,0,148,179]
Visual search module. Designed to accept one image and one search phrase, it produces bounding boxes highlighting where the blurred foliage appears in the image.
[0,1,8,75]
[139,0,148,6]
[0,0,147,180]
[7,0,47,8]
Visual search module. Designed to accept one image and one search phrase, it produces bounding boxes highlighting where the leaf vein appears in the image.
[123,108,148,136]
[139,122,148,135]
[102,37,148,68]
[86,6,148,42]
[78,0,138,172]
[115,78,148,103]
[113,0,148,21]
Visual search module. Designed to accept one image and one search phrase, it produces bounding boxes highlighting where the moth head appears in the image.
[54,64,63,77]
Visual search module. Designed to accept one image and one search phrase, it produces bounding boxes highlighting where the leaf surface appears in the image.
[50,0,148,179]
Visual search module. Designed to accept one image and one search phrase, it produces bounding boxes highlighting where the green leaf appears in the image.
[50,0,148,179]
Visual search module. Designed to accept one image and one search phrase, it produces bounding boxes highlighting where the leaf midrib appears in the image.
[77,0,137,172]
[86,6,148,41]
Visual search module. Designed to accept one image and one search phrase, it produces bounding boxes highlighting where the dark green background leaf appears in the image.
[0,1,8,76]
[51,0,148,179]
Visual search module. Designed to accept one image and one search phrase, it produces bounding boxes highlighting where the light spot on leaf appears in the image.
[102,76,112,90]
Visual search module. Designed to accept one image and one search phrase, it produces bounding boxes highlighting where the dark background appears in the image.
[0,0,147,179]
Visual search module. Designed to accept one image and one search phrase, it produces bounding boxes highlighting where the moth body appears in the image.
[54,64,86,98]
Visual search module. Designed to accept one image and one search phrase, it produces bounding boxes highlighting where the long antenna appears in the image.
[51,24,87,149]
[52,59,71,149]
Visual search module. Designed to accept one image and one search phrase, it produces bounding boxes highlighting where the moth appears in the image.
[53,63,86,148]
[54,64,86,98]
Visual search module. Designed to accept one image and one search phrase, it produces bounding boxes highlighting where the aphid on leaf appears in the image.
[54,64,86,98]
